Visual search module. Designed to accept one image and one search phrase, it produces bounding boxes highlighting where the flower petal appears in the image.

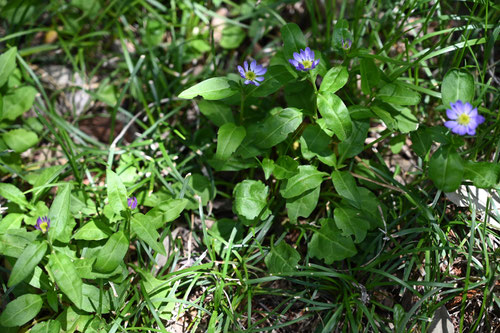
[463,102,474,115]
[255,76,264,82]
[293,52,302,62]
[475,114,485,124]
[244,79,252,85]
[289,59,299,68]
[250,60,257,71]
[253,81,260,86]
[444,120,458,130]
[255,66,267,75]
[237,65,245,77]
[466,125,476,136]
[312,59,320,68]
[455,125,467,135]
[446,108,459,120]
[244,61,249,71]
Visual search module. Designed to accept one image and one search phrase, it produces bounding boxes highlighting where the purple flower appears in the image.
[35,216,50,233]
[238,60,266,86]
[128,197,138,210]
[288,47,320,71]
[342,38,352,50]
[444,100,485,136]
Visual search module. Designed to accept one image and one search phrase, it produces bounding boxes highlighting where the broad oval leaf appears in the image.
[319,66,348,93]
[30,320,61,333]
[220,26,245,49]
[429,146,464,192]
[178,77,237,100]
[72,220,109,241]
[81,284,111,314]
[286,187,320,223]
[265,241,300,274]
[0,293,42,327]
[331,171,360,207]
[334,205,370,243]
[131,213,166,255]
[280,23,307,61]
[48,252,83,308]
[308,218,357,264]
[464,161,500,189]
[0,47,17,88]
[94,230,129,273]
[251,65,296,97]
[216,123,246,160]
[233,180,269,220]
[377,82,421,105]
[8,241,47,287]
[3,128,38,152]
[281,165,327,199]
[48,183,71,243]
[317,92,352,141]
[360,58,380,95]
[255,107,303,149]
[106,169,128,215]
[197,100,234,126]
[338,120,370,161]
[2,86,37,121]
[300,124,333,160]
[0,183,28,207]
[441,69,474,107]
[148,198,189,229]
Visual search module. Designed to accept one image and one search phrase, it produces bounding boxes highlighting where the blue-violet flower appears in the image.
[288,47,320,71]
[342,38,352,50]
[35,216,50,233]
[444,100,485,136]
[238,60,266,86]
[128,196,138,210]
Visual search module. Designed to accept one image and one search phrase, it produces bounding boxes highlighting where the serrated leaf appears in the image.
[286,187,320,223]
[197,100,234,126]
[0,47,17,88]
[93,230,129,273]
[464,161,500,189]
[0,183,28,208]
[377,82,421,105]
[178,77,236,100]
[216,123,246,160]
[317,92,352,141]
[308,218,357,264]
[48,252,83,308]
[319,66,348,93]
[48,184,71,243]
[441,70,474,106]
[334,205,370,243]
[265,242,300,274]
[281,23,307,61]
[429,146,464,192]
[255,107,303,149]
[281,165,327,199]
[8,241,47,287]
[0,294,42,327]
[106,169,128,215]
[131,213,166,255]
[233,180,269,220]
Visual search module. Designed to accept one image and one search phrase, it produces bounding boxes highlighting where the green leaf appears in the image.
[220,26,245,49]
[319,66,348,93]
[2,86,37,121]
[210,218,244,255]
[394,105,418,133]
[2,128,38,153]
[338,120,370,161]
[331,171,360,207]
[317,92,352,141]
[233,180,269,220]
[81,284,111,314]
[72,220,109,241]
[377,82,421,105]
[334,205,371,243]
[148,198,189,229]
[0,47,17,88]
[441,69,474,106]
[464,161,500,189]
[48,184,71,243]
[285,80,316,116]
[178,77,237,100]
[0,294,42,327]
[30,320,61,333]
[8,241,47,287]
[255,107,303,149]
[251,65,296,97]
[94,231,129,273]
[131,213,166,255]
[273,156,299,180]
[280,23,307,61]
[0,213,23,233]
[197,100,234,126]
[0,183,28,208]
[143,19,165,47]
[265,242,300,274]
[216,123,246,160]
[308,218,357,264]
[410,126,432,158]
[286,187,320,223]
[262,158,274,180]
[281,165,327,199]
[0,229,37,258]
[300,124,335,165]
[360,58,380,95]
[428,146,464,192]
[48,252,83,308]
[106,169,128,215]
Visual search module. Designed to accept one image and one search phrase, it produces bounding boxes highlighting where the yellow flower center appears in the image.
[302,60,312,69]
[245,71,256,81]
[457,113,470,126]
[39,222,48,233]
